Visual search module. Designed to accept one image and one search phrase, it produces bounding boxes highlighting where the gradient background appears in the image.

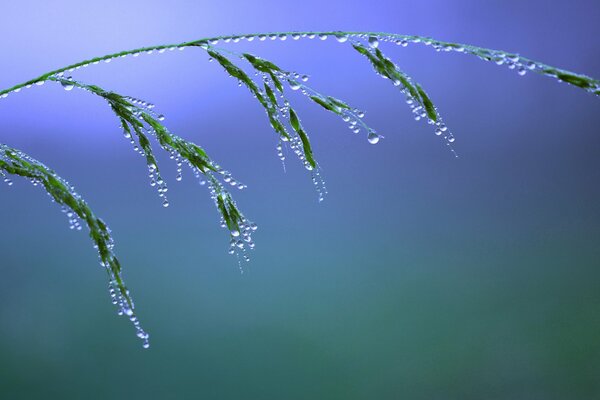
[1,1,599,399]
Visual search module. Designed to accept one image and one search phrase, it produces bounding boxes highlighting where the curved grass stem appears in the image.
[1,31,598,98]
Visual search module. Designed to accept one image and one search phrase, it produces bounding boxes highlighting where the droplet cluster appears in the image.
[52,75,257,264]
[206,177,257,269]
[0,143,149,348]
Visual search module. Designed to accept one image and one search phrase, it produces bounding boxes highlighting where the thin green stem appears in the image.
[1,31,598,98]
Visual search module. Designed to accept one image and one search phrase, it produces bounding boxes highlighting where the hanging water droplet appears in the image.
[61,80,74,91]
[318,34,328,40]
[367,130,380,144]
[162,199,169,208]
[335,34,348,43]
[368,36,379,48]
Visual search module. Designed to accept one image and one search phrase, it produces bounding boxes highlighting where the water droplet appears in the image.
[61,81,74,91]
[162,199,169,208]
[368,36,379,48]
[335,34,348,43]
[367,131,380,144]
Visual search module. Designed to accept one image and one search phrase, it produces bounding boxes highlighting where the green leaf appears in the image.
[289,108,316,168]
[556,72,592,89]
[309,95,342,114]
[415,84,437,122]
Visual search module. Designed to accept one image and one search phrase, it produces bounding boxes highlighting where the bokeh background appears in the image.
[0,1,599,398]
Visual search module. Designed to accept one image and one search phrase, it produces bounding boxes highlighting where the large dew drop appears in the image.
[367,130,380,144]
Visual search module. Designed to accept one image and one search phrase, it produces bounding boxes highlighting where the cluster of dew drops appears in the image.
[202,31,599,153]
[116,97,259,265]
[1,144,85,231]
[253,68,329,201]
[1,144,150,347]
[108,281,149,349]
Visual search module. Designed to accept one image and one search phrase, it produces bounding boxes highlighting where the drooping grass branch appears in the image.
[0,31,597,348]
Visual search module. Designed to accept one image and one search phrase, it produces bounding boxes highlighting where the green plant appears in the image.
[1,31,597,348]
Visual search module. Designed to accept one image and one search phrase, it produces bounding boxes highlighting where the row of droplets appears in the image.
[109,281,149,348]
[205,32,599,93]
[2,31,597,101]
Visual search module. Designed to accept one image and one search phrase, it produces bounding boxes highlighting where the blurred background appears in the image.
[0,1,599,398]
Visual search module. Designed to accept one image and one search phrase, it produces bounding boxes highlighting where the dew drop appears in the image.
[368,36,379,48]
[335,34,348,43]
[367,131,380,144]
[61,81,74,91]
